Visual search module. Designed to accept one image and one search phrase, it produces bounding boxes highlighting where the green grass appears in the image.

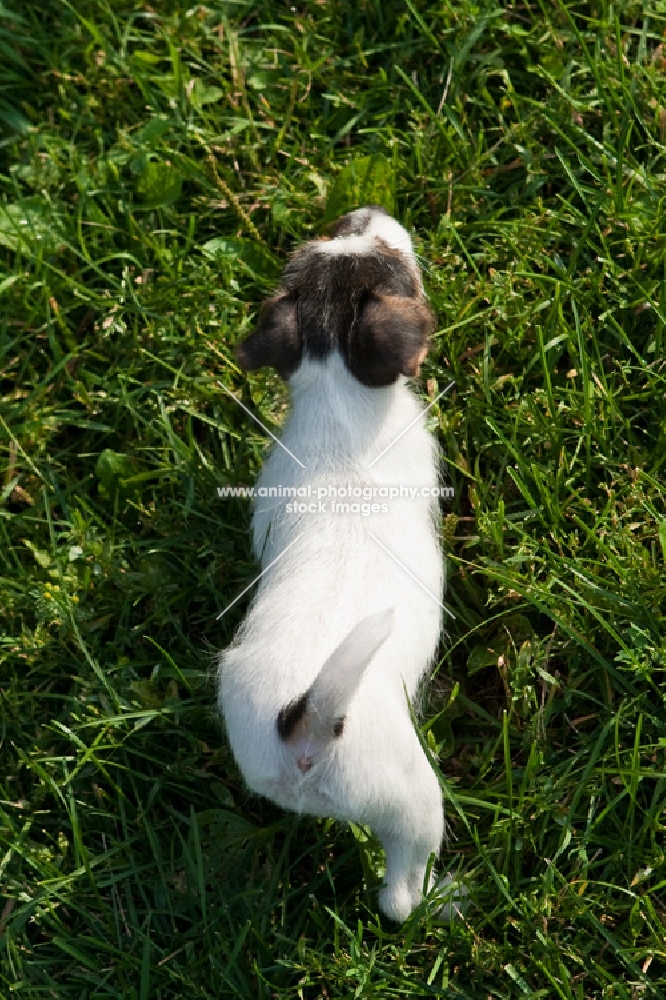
[1,0,665,996]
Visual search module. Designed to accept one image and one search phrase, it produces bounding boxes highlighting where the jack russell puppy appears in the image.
[218,206,453,922]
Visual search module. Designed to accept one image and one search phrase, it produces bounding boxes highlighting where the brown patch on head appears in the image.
[327,205,389,239]
[235,208,436,386]
[280,244,422,378]
[409,343,430,378]
[350,293,436,386]
[235,293,301,377]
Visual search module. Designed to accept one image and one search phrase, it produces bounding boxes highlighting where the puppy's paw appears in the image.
[378,881,417,924]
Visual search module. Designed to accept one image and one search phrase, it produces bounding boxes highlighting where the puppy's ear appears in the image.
[350,293,436,387]
[236,294,302,378]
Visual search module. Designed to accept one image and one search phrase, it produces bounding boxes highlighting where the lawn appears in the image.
[1,0,665,996]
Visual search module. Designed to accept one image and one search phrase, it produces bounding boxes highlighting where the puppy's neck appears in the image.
[285,351,410,468]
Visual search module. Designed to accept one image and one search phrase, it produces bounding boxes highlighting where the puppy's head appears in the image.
[236,207,436,387]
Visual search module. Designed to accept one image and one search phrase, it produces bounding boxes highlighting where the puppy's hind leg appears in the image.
[374,747,444,923]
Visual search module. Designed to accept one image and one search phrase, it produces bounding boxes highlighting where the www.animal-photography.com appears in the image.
[1,2,665,998]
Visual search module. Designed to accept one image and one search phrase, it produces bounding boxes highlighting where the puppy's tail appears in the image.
[276,608,394,773]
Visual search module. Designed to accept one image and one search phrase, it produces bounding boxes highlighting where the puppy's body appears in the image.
[219,209,446,922]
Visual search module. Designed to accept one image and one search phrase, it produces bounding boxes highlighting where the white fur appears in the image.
[218,215,446,922]
[317,213,415,259]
